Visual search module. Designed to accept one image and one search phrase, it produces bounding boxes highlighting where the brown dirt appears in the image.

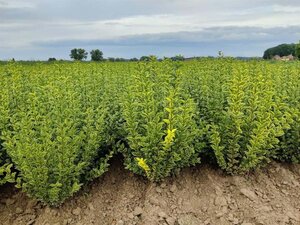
[0,158,299,225]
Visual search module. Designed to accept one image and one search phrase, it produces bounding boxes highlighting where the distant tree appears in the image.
[115,58,126,62]
[218,51,224,58]
[171,54,185,61]
[90,49,104,61]
[140,56,151,61]
[129,57,139,62]
[48,57,56,62]
[108,57,115,62]
[70,48,88,61]
[296,41,300,60]
[263,43,296,59]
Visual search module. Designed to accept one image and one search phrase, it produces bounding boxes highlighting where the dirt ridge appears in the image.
[0,159,299,225]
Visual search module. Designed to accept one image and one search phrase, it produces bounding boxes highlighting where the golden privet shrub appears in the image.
[122,59,202,181]
[0,64,16,185]
[2,63,112,205]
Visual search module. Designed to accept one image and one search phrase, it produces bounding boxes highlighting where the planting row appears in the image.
[0,59,299,205]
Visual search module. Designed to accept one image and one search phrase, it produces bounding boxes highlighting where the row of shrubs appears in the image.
[0,59,299,205]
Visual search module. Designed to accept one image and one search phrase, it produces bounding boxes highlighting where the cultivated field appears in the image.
[0,59,299,224]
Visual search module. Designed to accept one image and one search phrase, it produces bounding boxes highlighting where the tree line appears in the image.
[48,49,186,62]
[68,42,300,62]
[69,48,104,61]
[263,41,300,59]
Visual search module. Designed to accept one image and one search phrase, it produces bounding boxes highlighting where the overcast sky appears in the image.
[0,0,300,60]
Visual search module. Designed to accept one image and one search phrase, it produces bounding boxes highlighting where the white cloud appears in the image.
[0,0,299,59]
[273,4,300,13]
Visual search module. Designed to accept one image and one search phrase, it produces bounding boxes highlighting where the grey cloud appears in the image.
[34,26,300,47]
[1,0,300,59]
[21,26,298,60]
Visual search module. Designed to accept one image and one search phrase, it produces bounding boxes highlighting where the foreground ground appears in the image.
[0,158,299,225]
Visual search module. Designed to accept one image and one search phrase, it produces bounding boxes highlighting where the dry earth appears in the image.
[0,158,299,225]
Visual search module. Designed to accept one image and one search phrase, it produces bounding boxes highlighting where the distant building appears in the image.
[285,54,295,61]
[272,54,295,61]
[273,55,281,60]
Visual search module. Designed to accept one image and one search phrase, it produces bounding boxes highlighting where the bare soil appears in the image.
[0,158,299,225]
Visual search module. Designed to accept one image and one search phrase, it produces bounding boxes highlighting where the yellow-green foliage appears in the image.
[0,66,16,185]
[0,59,299,204]
[184,59,297,173]
[122,59,200,181]
[274,63,300,163]
[210,62,287,173]
[0,62,127,205]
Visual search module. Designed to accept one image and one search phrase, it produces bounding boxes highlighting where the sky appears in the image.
[0,0,300,60]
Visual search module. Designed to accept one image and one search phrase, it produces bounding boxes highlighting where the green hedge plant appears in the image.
[122,59,201,181]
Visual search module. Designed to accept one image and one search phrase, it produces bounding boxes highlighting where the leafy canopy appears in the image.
[70,48,88,61]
